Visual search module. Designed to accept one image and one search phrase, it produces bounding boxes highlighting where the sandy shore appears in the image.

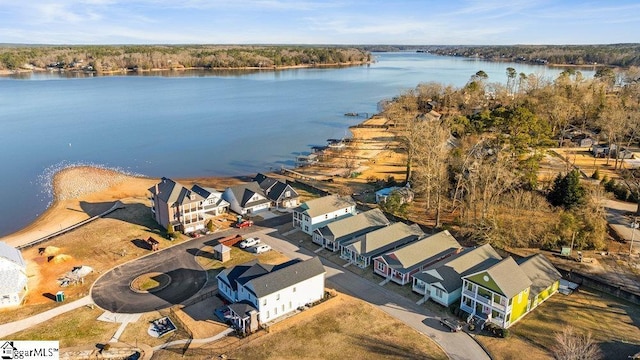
[0,114,404,248]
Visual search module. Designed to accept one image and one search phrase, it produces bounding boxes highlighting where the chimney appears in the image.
[155,183,159,195]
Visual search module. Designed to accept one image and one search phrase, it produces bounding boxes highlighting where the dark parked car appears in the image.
[440,318,462,332]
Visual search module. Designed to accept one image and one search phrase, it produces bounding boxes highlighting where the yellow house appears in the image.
[460,254,562,329]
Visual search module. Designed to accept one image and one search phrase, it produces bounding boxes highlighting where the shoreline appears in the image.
[0,60,371,77]
[0,115,403,247]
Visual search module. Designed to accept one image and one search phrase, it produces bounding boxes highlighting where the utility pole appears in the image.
[630,217,638,257]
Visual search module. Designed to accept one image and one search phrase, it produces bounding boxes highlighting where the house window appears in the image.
[304,226,309,232]
[376,261,385,272]
[345,208,348,213]
[293,287,296,292]
[465,282,474,292]
[276,294,280,300]
[325,214,328,219]
[463,296,472,308]
[434,288,443,298]
[517,292,523,303]
[285,191,291,197]
[263,299,267,306]
[289,301,292,309]
[282,304,285,312]
[274,307,278,315]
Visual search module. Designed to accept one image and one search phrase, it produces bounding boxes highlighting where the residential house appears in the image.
[516,254,562,311]
[459,257,532,329]
[216,257,325,333]
[222,182,271,215]
[340,222,425,268]
[253,173,300,209]
[292,195,357,235]
[149,177,230,234]
[375,186,414,205]
[313,208,390,251]
[373,230,462,286]
[412,244,502,307]
[0,241,28,308]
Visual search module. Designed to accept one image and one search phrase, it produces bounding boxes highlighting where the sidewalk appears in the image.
[0,295,93,338]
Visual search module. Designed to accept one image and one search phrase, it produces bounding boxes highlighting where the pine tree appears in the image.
[547,170,586,209]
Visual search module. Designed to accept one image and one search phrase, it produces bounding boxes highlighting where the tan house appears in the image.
[149,177,230,234]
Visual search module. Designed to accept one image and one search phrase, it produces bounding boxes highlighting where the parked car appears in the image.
[252,244,272,254]
[214,306,232,324]
[239,237,261,249]
[440,318,462,332]
[235,220,254,228]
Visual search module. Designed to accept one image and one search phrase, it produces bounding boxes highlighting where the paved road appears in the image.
[90,214,488,359]
[91,225,262,313]
[251,227,490,360]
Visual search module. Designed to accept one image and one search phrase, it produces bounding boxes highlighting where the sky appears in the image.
[0,0,639,45]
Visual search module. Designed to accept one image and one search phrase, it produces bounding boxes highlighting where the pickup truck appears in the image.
[239,237,261,249]
[235,220,254,228]
[440,318,463,332]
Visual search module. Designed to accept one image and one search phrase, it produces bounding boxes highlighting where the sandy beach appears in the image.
[0,115,404,248]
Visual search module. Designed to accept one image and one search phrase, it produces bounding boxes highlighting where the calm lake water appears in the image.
[0,52,594,237]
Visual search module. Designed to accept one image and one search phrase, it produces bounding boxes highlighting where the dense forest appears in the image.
[0,45,371,73]
[363,44,640,67]
[380,65,640,251]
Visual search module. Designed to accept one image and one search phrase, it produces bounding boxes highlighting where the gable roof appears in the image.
[0,242,25,268]
[191,184,230,208]
[414,244,502,292]
[376,230,461,273]
[149,177,204,206]
[0,242,27,295]
[266,181,299,202]
[344,222,425,257]
[294,195,356,218]
[317,208,390,242]
[517,254,562,295]
[463,257,532,298]
[245,257,325,298]
[227,182,270,208]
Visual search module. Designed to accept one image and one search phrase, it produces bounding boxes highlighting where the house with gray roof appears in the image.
[253,173,300,209]
[222,182,271,215]
[0,241,28,308]
[340,222,425,268]
[373,230,462,286]
[149,177,229,234]
[313,208,390,251]
[412,244,502,307]
[293,195,357,235]
[460,256,533,329]
[216,257,325,331]
[516,254,562,311]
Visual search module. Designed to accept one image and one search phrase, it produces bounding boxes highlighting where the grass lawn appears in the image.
[477,288,640,359]
[153,293,447,360]
[10,306,119,348]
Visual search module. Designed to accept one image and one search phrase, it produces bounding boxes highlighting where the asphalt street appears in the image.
[91,214,489,359]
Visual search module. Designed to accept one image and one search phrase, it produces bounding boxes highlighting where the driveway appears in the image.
[248,227,490,360]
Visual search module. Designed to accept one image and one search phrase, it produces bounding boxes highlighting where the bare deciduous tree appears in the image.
[551,326,603,360]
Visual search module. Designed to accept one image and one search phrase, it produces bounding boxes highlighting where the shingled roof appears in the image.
[148,177,204,206]
[294,195,355,218]
[245,257,325,298]
[517,254,562,295]
[0,241,27,295]
[376,230,461,273]
[414,244,502,292]
[464,257,532,298]
[344,222,425,257]
[317,208,390,243]
[227,182,270,208]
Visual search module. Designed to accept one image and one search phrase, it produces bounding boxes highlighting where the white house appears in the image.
[216,257,325,332]
[0,241,28,308]
[222,182,271,215]
[292,195,357,235]
[313,208,390,251]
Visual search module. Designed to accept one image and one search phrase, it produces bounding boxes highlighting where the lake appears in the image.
[0,52,594,237]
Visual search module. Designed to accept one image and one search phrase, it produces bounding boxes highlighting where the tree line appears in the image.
[0,45,371,72]
[381,65,640,251]
[421,44,640,67]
